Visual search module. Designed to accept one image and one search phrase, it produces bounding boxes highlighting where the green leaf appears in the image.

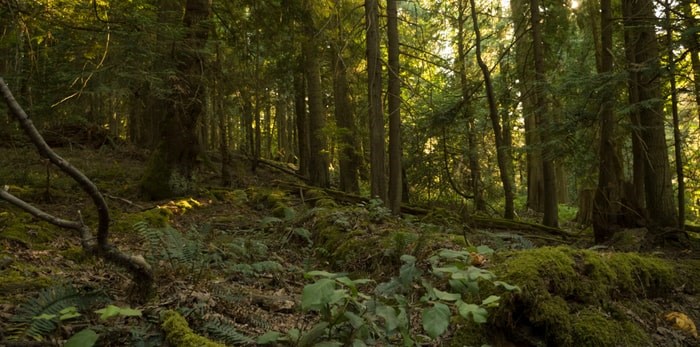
[256,331,282,344]
[335,276,358,291]
[438,249,470,260]
[475,245,494,255]
[375,303,399,332]
[287,328,300,341]
[95,305,142,320]
[298,321,329,347]
[301,278,336,311]
[456,301,488,324]
[59,311,82,321]
[343,311,365,329]
[481,295,500,307]
[494,281,521,292]
[352,339,368,347]
[65,328,99,347]
[33,313,57,320]
[433,288,461,301]
[399,254,416,264]
[422,303,450,339]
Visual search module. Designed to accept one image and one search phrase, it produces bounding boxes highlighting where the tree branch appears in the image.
[0,77,152,296]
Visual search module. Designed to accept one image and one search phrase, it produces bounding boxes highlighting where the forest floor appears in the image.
[1,146,700,347]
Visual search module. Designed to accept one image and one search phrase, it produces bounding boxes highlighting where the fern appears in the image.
[203,318,254,345]
[9,285,108,340]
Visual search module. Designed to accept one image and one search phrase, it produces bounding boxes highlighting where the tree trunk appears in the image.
[666,3,685,228]
[457,0,485,211]
[303,5,329,188]
[332,40,360,194]
[140,0,211,200]
[387,0,402,215]
[593,0,625,242]
[468,0,515,219]
[622,0,678,229]
[294,56,310,178]
[365,0,387,202]
[530,0,558,227]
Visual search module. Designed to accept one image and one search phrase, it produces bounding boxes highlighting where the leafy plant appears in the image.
[203,318,254,345]
[9,285,108,340]
[259,247,519,346]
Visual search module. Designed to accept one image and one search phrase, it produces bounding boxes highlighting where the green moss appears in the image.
[60,246,90,263]
[210,189,248,204]
[112,208,171,233]
[0,211,58,247]
[491,247,675,346]
[161,310,225,347]
[570,307,648,346]
[0,262,53,294]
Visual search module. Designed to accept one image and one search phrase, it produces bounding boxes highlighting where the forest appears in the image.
[1,0,700,345]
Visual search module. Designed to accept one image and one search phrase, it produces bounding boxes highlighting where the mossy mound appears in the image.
[487,246,684,346]
[160,310,225,347]
[0,211,60,247]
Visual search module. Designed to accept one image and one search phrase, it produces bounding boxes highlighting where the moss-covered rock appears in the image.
[487,246,677,346]
[0,211,59,247]
[0,262,53,295]
[112,208,172,234]
[161,310,225,347]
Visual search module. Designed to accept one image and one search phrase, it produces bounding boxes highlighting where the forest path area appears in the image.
[1,147,700,347]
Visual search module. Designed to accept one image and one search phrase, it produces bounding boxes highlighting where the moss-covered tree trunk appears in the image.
[141,0,211,200]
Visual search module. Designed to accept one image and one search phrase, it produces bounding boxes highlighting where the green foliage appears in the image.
[64,328,99,347]
[9,285,108,340]
[203,318,254,345]
[261,248,517,346]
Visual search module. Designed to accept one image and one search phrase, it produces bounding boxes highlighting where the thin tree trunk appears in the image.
[468,0,514,219]
[365,0,387,202]
[387,0,402,215]
[457,0,485,211]
[530,0,558,227]
[332,40,360,193]
[294,55,310,178]
[593,0,625,242]
[666,3,684,228]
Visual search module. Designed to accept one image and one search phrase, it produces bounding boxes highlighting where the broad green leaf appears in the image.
[95,305,142,320]
[352,339,368,347]
[287,328,300,341]
[256,331,282,344]
[335,276,358,292]
[481,295,500,307]
[438,249,471,260]
[343,311,365,329]
[314,342,343,347]
[375,304,399,332]
[59,311,82,320]
[65,328,99,347]
[301,278,336,311]
[432,266,462,274]
[476,245,495,255]
[433,288,461,301]
[298,321,329,347]
[400,254,416,264]
[421,303,450,339]
[456,301,488,324]
[494,281,521,292]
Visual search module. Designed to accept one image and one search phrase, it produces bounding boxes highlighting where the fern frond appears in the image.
[203,318,254,345]
[10,285,108,340]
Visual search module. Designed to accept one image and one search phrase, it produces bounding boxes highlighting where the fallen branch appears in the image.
[0,77,153,297]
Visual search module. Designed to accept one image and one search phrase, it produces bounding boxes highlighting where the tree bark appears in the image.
[593,0,625,242]
[387,0,402,215]
[468,0,515,219]
[622,0,678,229]
[140,0,211,200]
[530,0,558,227]
[332,18,361,194]
[666,3,685,228]
[365,0,387,202]
[294,55,310,178]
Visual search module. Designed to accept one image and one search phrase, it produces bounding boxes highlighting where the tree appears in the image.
[468,0,515,219]
[530,0,558,227]
[140,0,212,200]
[622,0,677,229]
[365,0,387,202]
[592,0,625,242]
[387,0,402,214]
[303,10,330,188]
